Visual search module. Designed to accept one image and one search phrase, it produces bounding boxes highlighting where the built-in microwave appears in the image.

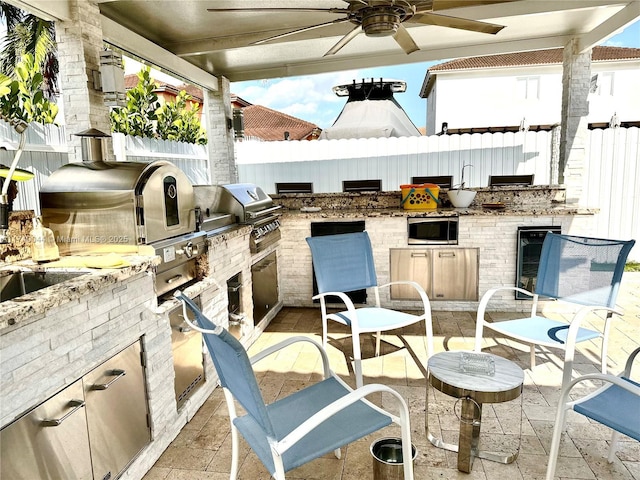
[407,217,458,245]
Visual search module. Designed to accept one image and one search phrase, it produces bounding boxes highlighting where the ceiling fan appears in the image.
[207,0,512,56]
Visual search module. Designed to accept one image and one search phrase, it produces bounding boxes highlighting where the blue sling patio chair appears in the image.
[545,346,640,479]
[474,233,635,389]
[306,231,433,388]
[174,291,415,480]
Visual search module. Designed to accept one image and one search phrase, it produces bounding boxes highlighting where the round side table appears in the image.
[426,350,524,473]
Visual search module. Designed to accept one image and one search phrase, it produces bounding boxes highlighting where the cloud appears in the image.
[232,70,367,128]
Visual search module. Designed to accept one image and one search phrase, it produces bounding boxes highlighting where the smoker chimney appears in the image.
[74,128,111,162]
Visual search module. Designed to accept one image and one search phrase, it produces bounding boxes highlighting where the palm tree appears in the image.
[0,1,58,99]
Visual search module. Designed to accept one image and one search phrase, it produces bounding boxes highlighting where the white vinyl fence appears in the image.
[236,128,639,260]
[236,130,555,192]
[1,121,638,260]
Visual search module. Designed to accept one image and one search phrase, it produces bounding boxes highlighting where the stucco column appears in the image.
[204,77,236,184]
[56,0,112,162]
[559,39,591,203]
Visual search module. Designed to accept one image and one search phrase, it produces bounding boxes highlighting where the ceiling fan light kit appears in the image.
[207,0,508,55]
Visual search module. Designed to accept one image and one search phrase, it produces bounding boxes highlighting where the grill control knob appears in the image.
[177,241,194,258]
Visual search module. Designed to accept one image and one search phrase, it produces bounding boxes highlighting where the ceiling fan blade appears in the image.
[410,12,504,34]
[251,18,351,46]
[207,7,349,14]
[324,25,362,56]
[393,24,420,54]
[431,0,516,11]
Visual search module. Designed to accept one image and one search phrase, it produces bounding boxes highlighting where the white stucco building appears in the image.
[420,46,640,136]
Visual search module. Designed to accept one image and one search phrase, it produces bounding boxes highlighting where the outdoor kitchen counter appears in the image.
[280,204,598,219]
[0,254,160,331]
[272,185,598,218]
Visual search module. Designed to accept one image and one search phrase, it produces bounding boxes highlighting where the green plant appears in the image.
[625,262,640,272]
[0,53,58,126]
[110,67,159,137]
[110,67,207,144]
[156,90,207,144]
[0,1,58,99]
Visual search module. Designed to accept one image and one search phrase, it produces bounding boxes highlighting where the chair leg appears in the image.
[530,344,536,370]
[545,403,570,479]
[229,425,239,480]
[334,448,342,459]
[322,316,328,350]
[352,330,364,388]
[608,431,621,463]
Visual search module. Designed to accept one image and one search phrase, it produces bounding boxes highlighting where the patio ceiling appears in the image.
[12,1,640,89]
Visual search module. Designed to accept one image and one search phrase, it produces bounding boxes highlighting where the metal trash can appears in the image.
[370,437,417,480]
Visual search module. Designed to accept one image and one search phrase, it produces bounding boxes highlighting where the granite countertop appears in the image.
[0,254,160,331]
[282,205,598,219]
[273,185,598,218]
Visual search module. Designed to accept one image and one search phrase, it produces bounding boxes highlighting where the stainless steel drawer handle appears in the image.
[410,252,428,257]
[41,400,85,427]
[166,274,184,284]
[92,369,126,390]
[439,252,456,257]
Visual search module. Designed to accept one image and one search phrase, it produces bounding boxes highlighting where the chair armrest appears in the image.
[274,382,410,455]
[624,346,640,378]
[312,290,358,309]
[480,286,535,305]
[379,280,431,309]
[562,372,640,407]
[312,291,361,327]
[249,336,332,379]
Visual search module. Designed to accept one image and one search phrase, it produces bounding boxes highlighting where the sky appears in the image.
[229,19,640,130]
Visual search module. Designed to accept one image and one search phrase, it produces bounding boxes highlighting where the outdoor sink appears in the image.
[0,271,87,302]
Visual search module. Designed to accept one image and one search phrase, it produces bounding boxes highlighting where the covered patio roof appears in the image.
[10,1,640,89]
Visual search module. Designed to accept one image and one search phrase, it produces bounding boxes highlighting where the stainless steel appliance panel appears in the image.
[251,252,279,325]
[139,163,196,244]
[408,217,458,245]
[0,380,93,480]
[155,259,198,298]
[516,226,562,299]
[431,248,479,300]
[169,296,205,407]
[84,341,150,480]
[390,249,432,300]
[40,160,195,252]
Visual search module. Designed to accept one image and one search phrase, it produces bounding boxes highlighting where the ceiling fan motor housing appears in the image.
[362,9,401,36]
[359,2,414,37]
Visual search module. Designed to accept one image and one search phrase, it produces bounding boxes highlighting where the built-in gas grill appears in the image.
[207,183,282,253]
[39,160,206,297]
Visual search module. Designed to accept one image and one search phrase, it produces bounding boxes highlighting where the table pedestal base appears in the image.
[426,393,520,473]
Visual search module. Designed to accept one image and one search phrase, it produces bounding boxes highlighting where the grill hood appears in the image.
[205,183,281,223]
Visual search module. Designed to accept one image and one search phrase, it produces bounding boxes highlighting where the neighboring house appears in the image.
[123,75,204,120]
[123,76,320,140]
[420,46,640,136]
[231,97,321,141]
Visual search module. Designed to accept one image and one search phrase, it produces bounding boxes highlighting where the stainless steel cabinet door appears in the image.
[390,249,432,300]
[251,251,279,325]
[0,379,93,480]
[432,248,479,300]
[84,341,150,480]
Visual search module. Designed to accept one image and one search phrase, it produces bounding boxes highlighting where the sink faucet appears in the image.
[0,121,28,244]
